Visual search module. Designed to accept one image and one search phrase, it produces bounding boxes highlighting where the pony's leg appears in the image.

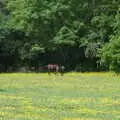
[48,69,51,75]
[60,71,64,76]
[56,68,59,75]
[54,69,56,74]
[60,68,64,76]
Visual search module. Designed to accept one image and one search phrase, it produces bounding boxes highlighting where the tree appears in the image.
[100,8,120,72]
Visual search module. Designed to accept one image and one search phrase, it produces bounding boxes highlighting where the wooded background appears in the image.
[0,0,120,72]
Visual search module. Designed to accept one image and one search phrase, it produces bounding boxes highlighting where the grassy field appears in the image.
[0,73,120,120]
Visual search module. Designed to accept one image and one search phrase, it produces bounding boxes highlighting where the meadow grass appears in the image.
[0,72,120,120]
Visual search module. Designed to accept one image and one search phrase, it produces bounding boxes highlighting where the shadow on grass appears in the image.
[0,89,6,92]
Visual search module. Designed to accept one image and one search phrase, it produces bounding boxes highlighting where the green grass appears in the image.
[0,72,120,120]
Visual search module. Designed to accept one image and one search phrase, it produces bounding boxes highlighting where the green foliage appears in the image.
[53,26,77,46]
[100,8,120,72]
[0,0,119,72]
[21,44,45,60]
[101,36,120,72]
[85,42,99,59]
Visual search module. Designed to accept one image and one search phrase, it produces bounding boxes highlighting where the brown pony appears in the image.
[47,64,59,74]
[38,64,65,75]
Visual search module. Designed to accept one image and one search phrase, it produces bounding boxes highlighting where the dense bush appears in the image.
[101,36,120,72]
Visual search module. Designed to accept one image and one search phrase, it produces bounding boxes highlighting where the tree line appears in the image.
[0,0,120,72]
